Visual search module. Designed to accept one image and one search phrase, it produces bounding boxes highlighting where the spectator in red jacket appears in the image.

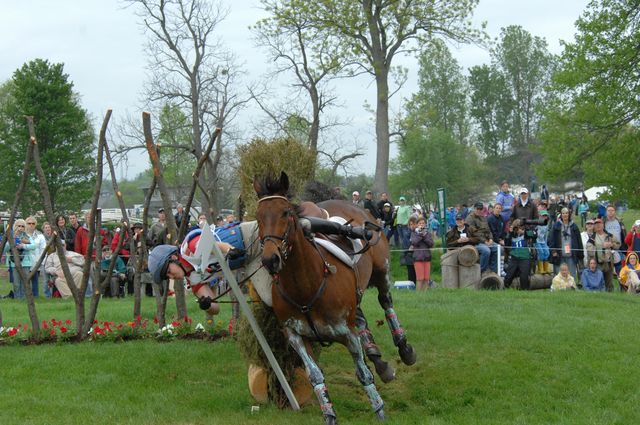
[624,219,640,260]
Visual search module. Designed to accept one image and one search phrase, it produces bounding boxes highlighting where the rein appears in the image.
[258,194,333,346]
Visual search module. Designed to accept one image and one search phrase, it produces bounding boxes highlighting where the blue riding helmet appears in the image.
[148,245,179,284]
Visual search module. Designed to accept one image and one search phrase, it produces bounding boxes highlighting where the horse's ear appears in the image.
[253,176,264,197]
[279,171,289,193]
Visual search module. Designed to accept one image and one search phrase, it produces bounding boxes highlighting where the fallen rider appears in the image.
[148,217,373,316]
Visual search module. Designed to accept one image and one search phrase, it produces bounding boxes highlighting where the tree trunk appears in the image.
[373,66,391,194]
[143,112,188,320]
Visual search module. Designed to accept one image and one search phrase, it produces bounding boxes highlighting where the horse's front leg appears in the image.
[345,330,385,421]
[285,328,338,425]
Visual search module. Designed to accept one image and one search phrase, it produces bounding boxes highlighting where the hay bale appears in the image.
[458,245,479,267]
[440,250,459,289]
[459,263,481,288]
[236,298,320,408]
[238,138,316,218]
[248,364,312,406]
[477,271,503,290]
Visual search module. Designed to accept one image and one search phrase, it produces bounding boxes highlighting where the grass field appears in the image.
[0,209,638,424]
[1,284,640,425]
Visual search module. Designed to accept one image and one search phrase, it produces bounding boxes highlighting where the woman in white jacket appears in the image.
[25,216,47,297]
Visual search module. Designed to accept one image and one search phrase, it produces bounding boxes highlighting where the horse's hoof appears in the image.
[399,343,417,366]
[375,408,386,421]
[324,415,338,425]
[374,361,396,383]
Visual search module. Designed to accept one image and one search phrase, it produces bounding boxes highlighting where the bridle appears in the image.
[257,195,296,264]
[257,194,334,346]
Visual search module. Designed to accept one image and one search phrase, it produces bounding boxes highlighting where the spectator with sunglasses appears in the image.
[24,216,47,298]
[3,219,36,299]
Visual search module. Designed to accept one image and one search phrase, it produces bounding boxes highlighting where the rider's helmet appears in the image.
[148,245,179,284]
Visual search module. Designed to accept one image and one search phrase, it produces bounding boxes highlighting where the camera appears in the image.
[522,218,547,227]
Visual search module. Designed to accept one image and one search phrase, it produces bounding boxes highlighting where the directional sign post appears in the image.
[437,188,447,248]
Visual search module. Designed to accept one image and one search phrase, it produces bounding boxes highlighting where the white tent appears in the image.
[583,186,608,200]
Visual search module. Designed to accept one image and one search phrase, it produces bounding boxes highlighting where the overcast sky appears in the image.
[0,0,590,180]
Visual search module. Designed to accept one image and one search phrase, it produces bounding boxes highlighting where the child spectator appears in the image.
[409,217,433,290]
[551,263,577,291]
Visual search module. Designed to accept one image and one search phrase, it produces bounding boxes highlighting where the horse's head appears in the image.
[253,171,297,275]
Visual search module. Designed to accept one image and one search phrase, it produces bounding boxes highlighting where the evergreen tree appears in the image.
[0,59,95,213]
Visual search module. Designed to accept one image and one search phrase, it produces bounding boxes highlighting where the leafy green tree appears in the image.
[391,126,486,207]
[537,1,640,205]
[0,59,95,213]
[157,103,196,195]
[395,40,486,206]
[253,0,348,166]
[468,64,512,161]
[406,40,470,145]
[275,0,483,194]
[468,26,554,184]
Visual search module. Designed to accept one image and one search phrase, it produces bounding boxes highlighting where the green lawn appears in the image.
[1,284,639,424]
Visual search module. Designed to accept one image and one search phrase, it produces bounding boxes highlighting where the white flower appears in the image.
[195,323,205,332]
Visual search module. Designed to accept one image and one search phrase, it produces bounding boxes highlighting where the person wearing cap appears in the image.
[580,218,596,267]
[624,219,640,261]
[465,201,498,273]
[380,202,395,241]
[351,191,363,207]
[510,187,539,223]
[549,207,584,280]
[495,181,515,223]
[363,190,380,219]
[446,213,479,249]
[376,192,392,217]
[395,196,412,249]
[150,208,167,248]
[586,217,620,291]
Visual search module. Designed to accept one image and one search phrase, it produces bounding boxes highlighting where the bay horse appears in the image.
[253,172,416,424]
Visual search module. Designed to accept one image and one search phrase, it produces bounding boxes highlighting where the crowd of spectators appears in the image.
[3,184,638,297]
[1,208,236,300]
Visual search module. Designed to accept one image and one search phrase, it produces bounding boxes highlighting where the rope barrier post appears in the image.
[209,241,301,411]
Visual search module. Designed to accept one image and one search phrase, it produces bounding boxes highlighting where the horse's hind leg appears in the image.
[356,306,395,383]
[346,330,385,421]
[378,289,417,365]
[286,329,338,425]
[373,264,417,365]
